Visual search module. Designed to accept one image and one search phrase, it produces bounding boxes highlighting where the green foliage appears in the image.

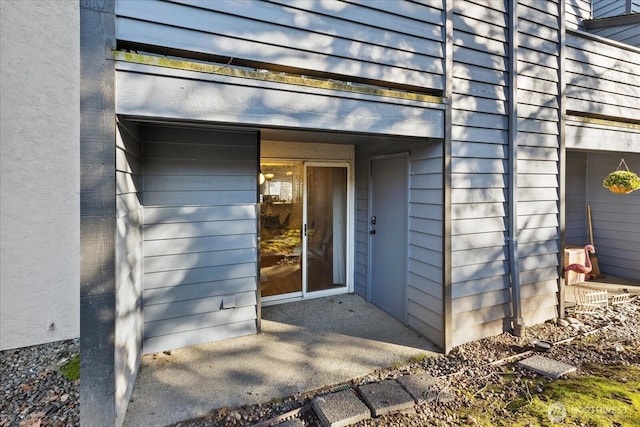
[602,170,640,191]
[408,353,428,364]
[459,364,640,427]
[60,353,80,381]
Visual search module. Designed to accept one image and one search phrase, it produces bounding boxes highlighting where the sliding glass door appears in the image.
[260,161,350,302]
[259,162,304,297]
[304,163,348,294]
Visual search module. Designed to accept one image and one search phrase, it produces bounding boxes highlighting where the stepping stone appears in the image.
[518,355,577,379]
[313,389,370,427]
[397,373,455,404]
[358,380,414,417]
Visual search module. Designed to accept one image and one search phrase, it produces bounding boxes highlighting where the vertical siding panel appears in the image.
[566,151,587,245]
[408,142,444,346]
[517,0,561,327]
[451,0,562,347]
[141,125,258,354]
[450,0,511,347]
[115,120,143,423]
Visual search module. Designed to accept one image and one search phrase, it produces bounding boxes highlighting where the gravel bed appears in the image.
[169,298,640,427]
[2,298,637,427]
[0,339,79,427]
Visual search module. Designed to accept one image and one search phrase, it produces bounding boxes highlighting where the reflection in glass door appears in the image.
[260,161,349,301]
[304,164,348,294]
[259,162,303,297]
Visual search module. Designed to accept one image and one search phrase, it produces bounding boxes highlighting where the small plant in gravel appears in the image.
[408,353,429,364]
[60,353,80,381]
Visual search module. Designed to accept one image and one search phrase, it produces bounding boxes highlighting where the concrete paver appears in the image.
[397,373,455,404]
[358,380,414,417]
[518,355,577,379]
[313,389,371,427]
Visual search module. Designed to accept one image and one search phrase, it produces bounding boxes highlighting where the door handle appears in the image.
[370,229,376,235]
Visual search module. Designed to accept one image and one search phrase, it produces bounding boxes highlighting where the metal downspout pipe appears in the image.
[508,0,525,336]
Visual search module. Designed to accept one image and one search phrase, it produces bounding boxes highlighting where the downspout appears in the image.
[442,0,454,353]
[557,0,567,319]
[508,0,524,336]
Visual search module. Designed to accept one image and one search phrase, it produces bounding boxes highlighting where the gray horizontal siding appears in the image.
[591,24,640,48]
[592,0,628,17]
[408,142,444,347]
[566,118,640,152]
[354,155,369,299]
[450,0,561,346]
[517,0,560,327]
[566,32,640,122]
[115,0,445,90]
[565,0,592,30]
[566,151,588,246]
[450,0,510,347]
[143,319,257,355]
[141,125,258,354]
[586,152,640,281]
[356,138,444,348]
[115,64,444,139]
[115,120,143,424]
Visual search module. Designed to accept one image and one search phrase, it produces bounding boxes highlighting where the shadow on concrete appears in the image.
[123,294,438,427]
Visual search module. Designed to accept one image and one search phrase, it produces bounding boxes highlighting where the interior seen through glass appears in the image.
[259,162,347,297]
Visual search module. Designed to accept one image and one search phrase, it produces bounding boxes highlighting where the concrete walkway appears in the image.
[123,294,439,427]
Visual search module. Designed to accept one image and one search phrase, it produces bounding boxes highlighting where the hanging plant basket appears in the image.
[602,159,640,194]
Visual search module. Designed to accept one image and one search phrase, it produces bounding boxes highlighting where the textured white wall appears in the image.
[0,0,80,350]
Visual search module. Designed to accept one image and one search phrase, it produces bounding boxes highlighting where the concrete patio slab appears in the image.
[518,355,577,379]
[358,380,414,417]
[313,389,371,427]
[123,294,438,427]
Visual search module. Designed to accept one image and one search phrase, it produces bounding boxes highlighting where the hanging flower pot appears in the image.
[602,159,640,194]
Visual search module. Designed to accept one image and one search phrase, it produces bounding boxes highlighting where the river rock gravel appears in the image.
[0,338,79,427]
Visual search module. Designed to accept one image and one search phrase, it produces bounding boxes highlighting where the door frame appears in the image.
[367,153,409,324]
[302,161,354,299]
[260,159,355,305]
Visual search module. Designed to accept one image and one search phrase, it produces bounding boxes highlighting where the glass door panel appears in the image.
[305,165,348,293]
[259,162,303,297]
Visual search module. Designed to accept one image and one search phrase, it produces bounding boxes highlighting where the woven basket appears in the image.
[605,185,634,194]
[602,159,640,195]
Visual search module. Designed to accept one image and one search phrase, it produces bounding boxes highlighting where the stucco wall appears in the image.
[0,0,80,350]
